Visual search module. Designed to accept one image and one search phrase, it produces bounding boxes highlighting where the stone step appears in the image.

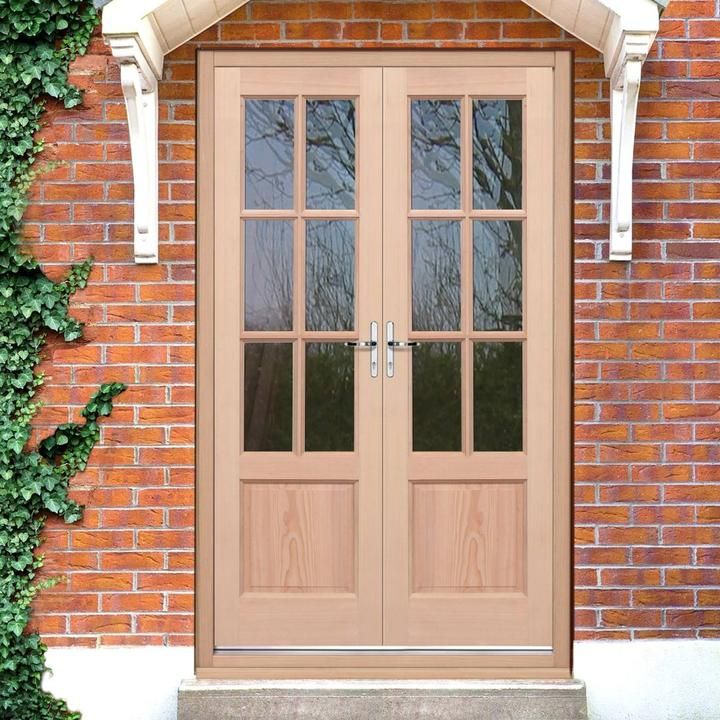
[178,679,588,720]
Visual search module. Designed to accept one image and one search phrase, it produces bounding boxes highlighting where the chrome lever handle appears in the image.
[386,321,418,378]
[345,322,378,378]
[388,340,420,348]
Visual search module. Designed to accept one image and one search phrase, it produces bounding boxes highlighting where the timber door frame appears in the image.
[196,49,573,679]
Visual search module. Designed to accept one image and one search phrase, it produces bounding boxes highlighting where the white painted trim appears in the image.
[45,642,720,720]
[101,0,660,263]
[574,640,720,720]
[606,28,657,261]
[106,35,159,263]
[44,647,193,720]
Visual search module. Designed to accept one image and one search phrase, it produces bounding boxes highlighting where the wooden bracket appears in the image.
[107,36,160,264]
[607,32,654,261]
[101,0,661,264]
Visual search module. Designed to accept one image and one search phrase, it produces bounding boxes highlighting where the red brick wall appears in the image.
[27,0,720,647]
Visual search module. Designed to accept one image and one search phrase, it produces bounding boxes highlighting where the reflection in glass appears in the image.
[474,220,523,331]
[244,343,293,451]
[245,99,294,209]
[305,343,354,451]
[306,99,356,209]
[472,99,523,210]
[244,220,293,331]
[474,343,523,452]
[411,99,461,209]
[413,343,461,452]
[306,221,355,332]
[412,221,461,332]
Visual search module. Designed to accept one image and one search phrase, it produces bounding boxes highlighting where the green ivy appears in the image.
[0,2,126,718]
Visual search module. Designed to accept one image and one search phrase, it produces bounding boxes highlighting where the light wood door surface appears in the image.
[213,66,383,646]
[383,66,556,647]
[199,51,571,672]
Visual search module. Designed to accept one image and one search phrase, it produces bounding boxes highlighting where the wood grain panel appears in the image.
[244,483,355,593]
[411,483,525,593]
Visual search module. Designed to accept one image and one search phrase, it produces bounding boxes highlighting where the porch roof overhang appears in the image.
[100,0,663,263]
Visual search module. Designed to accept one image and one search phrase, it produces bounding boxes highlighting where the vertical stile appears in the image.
[462,94,474,456]
[295,94,305,455]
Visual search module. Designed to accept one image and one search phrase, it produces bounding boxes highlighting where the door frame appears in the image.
[196,49,573,679]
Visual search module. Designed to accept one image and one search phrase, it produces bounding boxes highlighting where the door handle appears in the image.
[344,321,378,378]
[386,321,419,378]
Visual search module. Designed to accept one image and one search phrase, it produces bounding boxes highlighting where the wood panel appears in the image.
[244,482,355,593]
[412,482,525,593]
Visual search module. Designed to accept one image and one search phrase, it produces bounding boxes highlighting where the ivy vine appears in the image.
[0,2,126,718]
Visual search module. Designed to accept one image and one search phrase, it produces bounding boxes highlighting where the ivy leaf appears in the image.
[0,4,114,717]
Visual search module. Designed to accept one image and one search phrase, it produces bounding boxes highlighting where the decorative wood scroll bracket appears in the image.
[107,36,160,264]
[607,32,654,261]
[101,0,661,264]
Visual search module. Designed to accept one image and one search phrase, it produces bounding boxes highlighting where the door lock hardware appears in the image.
[388,340,420,348]
[344,321,378,378]
[344,340,377,348]
[386,321,419,378]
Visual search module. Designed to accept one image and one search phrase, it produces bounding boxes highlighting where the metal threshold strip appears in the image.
[216,646,553,656]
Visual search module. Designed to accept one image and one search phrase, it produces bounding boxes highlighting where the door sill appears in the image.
[215,646,553,655]
[178,678,587,719]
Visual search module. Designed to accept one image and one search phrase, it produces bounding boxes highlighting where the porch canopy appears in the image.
[99,0,665,263]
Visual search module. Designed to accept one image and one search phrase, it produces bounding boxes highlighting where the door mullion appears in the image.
[461,93,473,456]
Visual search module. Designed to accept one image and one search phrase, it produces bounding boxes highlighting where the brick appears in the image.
[137,615,194,634]
[407,21,464,39]
[666,610,720,627]
[634,590,694,607]
[70,615,132,634]
[601,609,663,628]
[137,531,194,549]
[101,552,165,570]
[23,0,720,650]
[137,572,194,591]
[667,569,720,586]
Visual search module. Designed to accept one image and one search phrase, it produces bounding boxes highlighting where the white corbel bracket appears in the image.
[606,31,655,261]
[107,36,160,263]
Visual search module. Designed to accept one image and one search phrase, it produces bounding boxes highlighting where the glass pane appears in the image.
[412,221,461,332]
[306,99,356,209]
[305,343,354,451]
[411,99,461,210]
[472,99,523,210]
[244,343,293,451]
[244,220,293,331]
[473,220,523,331]
[413,343,461,452]
[306,220,355,332]
[474,343,523,452]
[245,99,294,209]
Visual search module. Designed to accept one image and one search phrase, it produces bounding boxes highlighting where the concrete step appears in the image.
[178,679,588,720]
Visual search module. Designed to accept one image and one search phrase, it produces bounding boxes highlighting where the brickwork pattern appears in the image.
[25,0,720,646]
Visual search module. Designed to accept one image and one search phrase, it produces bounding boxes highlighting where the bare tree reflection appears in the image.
[244,220,293,331]
[306,100,356,209]
[306,343,354,451]
[474,343,523,451]
[473,220,522,331]
[472,100,523,210]
[244,343,293,451]
[245,99,294,209]
[411,100,461,209]
[413,343,461,451]
[306,221,355,331]
[412,221,461,331]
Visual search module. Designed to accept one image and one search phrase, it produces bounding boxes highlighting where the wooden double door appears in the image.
[197,51,571,677]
